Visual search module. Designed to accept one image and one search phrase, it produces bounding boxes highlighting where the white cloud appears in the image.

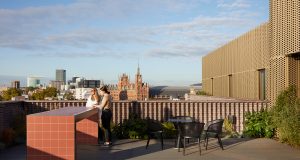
[146,44,210,58]
[0,0,200,50]
[217,0,251,9]
[0,0,264,60]
[27,51,123,58]
[43,28,157,47]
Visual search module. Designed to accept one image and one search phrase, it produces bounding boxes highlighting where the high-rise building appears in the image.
[56,69,66,84]
[27,77,41,88]
[83,80,101,88]
[11,81,20,89]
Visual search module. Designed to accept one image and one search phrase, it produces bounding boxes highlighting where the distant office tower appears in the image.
[56,69,66,84]
[27,77,41,87]
[69,77,84,88]
[83,80,101,88]
[11,81,20,89]
[50,80,64,91]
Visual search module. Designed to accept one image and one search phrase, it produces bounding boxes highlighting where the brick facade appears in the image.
[108,66,149,101]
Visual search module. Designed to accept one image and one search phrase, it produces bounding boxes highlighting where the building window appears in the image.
[229,74,233,97]
[258,69,266,100]
[211,78,214,96]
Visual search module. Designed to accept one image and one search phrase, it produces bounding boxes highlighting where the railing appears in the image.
[23,100,269,132]
[0,100,269,134]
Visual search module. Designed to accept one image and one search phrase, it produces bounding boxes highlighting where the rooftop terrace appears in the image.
[1,138,300,160]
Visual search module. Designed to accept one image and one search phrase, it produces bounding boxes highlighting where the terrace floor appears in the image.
[1,138,300,160]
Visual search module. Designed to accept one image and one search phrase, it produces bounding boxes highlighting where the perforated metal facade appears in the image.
[269,0,300,102]
[202,23,269,100]
[202,0,300,103]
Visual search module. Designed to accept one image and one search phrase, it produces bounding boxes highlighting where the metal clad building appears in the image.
[202,0,300,103]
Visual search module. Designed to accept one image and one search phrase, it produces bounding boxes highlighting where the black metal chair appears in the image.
[171,116,194,148]
[145,118,164,150]
[203,119,224,150]
[178,122,205,156]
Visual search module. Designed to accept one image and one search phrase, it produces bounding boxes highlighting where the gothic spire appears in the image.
[137,60,140,75]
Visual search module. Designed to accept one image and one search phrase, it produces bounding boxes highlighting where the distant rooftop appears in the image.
[150,86,201,97]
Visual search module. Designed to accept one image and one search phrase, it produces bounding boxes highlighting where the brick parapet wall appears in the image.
[0,101,25,138]
[0,100,269,135]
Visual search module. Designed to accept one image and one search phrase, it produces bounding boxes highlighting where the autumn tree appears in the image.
[2,88,22,101]
[63,92,75,100]
[31,87,58,100]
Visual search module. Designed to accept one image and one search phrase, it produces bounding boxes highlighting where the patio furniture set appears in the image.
[146,116,224,156]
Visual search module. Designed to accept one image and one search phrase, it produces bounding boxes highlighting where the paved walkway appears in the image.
[1,138,300,160]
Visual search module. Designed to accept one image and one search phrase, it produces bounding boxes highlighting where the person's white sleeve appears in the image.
[86,96,92,108]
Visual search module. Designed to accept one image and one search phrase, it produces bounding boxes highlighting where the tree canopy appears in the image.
[31,87,58,100]
[2,88,22,101]
[63,92,75,100]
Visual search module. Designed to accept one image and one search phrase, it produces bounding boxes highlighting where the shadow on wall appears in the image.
[27,146,67,160]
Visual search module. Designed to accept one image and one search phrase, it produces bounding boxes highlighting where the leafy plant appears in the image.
[112,113,147,139]
[196,90,211,96]
[31,87,58,100]
[161,122,176,139]
[224,118,239,138]
[243,109,274,138]
[2,88,22,101]
[111,122,126,139]
[63,92,75,100]
[271,85,300,147]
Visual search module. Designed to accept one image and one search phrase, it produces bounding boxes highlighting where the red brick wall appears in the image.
[27,116,75,160]
[0,100,269,135]
[0,101,24,139]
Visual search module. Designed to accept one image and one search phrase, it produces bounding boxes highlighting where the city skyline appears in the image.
[0,0,268,86]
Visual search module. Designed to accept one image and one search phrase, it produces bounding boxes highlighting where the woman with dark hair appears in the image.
[93,85,112,146]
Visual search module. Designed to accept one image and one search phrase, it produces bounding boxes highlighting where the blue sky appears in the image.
[0,0,269,86]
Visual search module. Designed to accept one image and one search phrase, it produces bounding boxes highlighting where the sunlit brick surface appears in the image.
[27,116,75,160]
[76,114,98,144]
[26,107,98,160]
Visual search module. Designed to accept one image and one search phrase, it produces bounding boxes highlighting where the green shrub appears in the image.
[111,123,125,139]
[224,118,239,138]
[161,122,176,139]
[196,90,210,96]
[271,85,300,147]
[112,113,147,139]
[243,109,274,138]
